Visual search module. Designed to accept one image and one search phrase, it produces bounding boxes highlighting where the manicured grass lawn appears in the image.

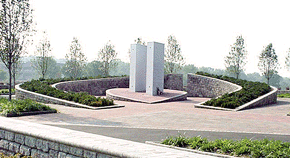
[278,93,290,98]
[0,97,56,117]
[162,135,290,158]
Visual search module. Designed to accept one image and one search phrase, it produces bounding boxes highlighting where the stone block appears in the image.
[59,144,70,153]
[67,154,81,158]
[19,145,31,156]
[69,146,83,157]
[31,149,49,158]
[8,142,20,153]
[0,130,4,139]
[58,151,67,158]
[84,150,97,158]
[36,139,49,152]
[4,131,15,141]
[97,153,118,158]
[25,136,36,148]
[15,134,25,144]
[0,139,9,149]
[49,149,59,158]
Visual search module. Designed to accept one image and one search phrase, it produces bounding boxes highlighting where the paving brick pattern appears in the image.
[13,97,290,135]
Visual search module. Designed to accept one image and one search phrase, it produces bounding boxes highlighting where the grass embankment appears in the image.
[278,93,290,98]
[0,89,15,95]
[162,135,290,158]
[0,97,56,117]
[20,77,116,107]
[196,72,272,109]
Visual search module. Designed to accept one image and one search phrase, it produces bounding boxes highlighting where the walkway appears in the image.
[10,97,290,139]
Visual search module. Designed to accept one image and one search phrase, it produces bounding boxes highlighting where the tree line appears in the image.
[1,0,290,101]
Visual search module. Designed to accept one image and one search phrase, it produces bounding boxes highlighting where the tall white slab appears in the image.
[146,42,164,96]
[129,44,147,92]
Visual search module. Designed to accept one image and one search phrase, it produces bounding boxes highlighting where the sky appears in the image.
[28,0,290,77]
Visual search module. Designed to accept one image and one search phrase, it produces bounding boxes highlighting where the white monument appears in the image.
[129,41,164,96]
[129,44,147,92]
[146,42,164,96]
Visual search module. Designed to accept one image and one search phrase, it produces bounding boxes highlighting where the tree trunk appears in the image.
[8,63,12,101]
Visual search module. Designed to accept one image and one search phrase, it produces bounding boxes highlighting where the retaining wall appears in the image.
[15,85,109,110]
[187,73,242,98]
[188,73,278,111]
[0,117,201,158]
[53,75,184,96]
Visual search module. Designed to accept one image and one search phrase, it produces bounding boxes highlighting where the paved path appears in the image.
[11,97,290,142]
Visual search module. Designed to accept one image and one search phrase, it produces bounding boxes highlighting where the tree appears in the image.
[0,69,7,81]
[46,57,62,79]
[258,43,279,85]
[127,37,146,60]
[224,35,247,79]
[0,0,34,100]
[85,60,102,77]
[164,35,185,74]
[31,31,52,79]
[285,48,290,71]
[97,41,118,77]
[63,37,87,79]
[12,56,22,88]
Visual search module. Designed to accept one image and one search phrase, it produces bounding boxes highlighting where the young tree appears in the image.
[98,41,118,77]
[63,37,87,79]
[85,60,102,77]
[31,31,52,79]
[127,37,146,60]
[164,35,185,74]
[224,35,247,79]
[258,43,279,85]
[0,0,34,100]
[12,55,22,88]
[285,48,290,71]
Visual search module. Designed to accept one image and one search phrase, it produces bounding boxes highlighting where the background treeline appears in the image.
[0,56,288,89]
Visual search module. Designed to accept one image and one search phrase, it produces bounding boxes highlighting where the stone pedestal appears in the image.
[146,42,164,96]
[129,44,147,92]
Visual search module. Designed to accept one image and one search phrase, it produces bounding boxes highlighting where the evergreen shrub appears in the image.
[196,72,271,109]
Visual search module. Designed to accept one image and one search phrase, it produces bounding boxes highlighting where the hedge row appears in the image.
[0,97,56,116]
[196,72,271,109]
[20,77,116,107]
[162,135,290,157]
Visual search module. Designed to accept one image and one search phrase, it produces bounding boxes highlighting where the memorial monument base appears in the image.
[106,88,187,104]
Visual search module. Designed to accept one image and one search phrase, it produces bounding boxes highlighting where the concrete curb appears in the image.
[145,141,238,158]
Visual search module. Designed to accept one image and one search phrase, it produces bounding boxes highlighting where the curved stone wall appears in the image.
[187,73,242,98]
[52,77,129,96]
[53,75,184,96]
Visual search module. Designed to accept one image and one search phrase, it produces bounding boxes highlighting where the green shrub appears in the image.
[0,97,56,116]
[162,135,290,157]
[0,89,15,94]
[196,72,272,109]
[20,77,115,107]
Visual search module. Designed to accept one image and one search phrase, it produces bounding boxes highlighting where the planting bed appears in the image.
[20,77,115,107]
[162,135,290,158]
[0,98,56,117]
[196,72,274,109]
